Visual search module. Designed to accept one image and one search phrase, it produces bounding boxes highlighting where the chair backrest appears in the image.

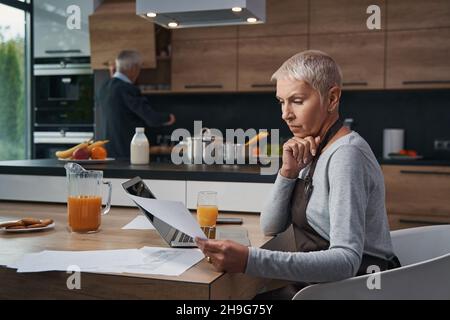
[293,253,450,299]
[293,225,450,300]
[391,225,450,266]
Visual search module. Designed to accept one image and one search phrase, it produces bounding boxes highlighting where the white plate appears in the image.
[57,158,115,164]
[0,221,55,233]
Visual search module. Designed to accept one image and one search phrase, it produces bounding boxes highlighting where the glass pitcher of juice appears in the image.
[197,191,218,239]
[64,163,112,233]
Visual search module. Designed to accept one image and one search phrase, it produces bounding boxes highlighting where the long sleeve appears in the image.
[246,145,370,283]
[121,87,170,127]
[260,172,296,236]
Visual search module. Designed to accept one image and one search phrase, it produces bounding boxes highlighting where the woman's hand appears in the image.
[280,136,321,179]
[195,238,249,273]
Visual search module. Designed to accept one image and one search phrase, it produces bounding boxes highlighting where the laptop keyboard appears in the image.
[171,230,193,243]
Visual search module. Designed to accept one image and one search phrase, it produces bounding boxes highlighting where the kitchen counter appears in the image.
[1,157,449,184]
[378,158,450,166]
[0,159,278,183]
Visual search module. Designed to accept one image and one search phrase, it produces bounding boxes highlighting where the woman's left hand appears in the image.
[195,238,249,273]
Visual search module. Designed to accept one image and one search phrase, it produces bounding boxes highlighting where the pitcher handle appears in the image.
[102,180,112,215]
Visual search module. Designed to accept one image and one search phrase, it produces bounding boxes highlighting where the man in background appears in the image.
[97,50,175,158]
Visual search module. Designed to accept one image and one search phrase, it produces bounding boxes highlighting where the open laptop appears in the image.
[122,177,196,248]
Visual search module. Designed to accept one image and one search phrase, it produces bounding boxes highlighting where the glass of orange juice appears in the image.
[197,191,218,239]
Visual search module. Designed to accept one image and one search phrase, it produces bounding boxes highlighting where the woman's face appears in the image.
[276,78,328,138]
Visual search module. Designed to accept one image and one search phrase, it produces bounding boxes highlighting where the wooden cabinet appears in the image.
[387,0,450,30]
[309,32,385,89]
[89,13,156,70]
[310,0,386,34]
[238,35,307,91]
[388,213,450,231]
[383,165,450,229]
[386,28,450,89]
[238,0,308,38]
[172,26,237,41]
[171,38,237,92]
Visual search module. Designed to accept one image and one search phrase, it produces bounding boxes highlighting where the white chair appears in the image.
[292,225,450,300]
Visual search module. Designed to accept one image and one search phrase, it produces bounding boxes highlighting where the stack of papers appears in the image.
[8,247,204,276]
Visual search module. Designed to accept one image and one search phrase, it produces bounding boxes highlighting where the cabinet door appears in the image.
[386,29,450,89]
[172,26,237,41]
[238,35,307,92]
[34,0,95,58]
[89,13,156,70]
[238,0,308,38]
[186,181,273,213]
[383,165,450,217]
[310,0,386,34]
[171,39,237,92]
[387,0,450,30]
[309,32,385,89]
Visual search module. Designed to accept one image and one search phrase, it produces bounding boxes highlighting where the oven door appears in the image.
[34,65,94,127]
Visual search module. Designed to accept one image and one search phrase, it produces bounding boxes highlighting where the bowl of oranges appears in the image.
[56,140,114,163]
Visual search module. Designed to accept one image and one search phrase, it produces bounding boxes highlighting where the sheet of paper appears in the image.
[110,247,205,276]
[127,195,207,240]
[9,247,204,276]
[122,215,155,230]
[13,249,144,273]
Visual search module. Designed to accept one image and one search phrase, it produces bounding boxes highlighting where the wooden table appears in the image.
[0,201,290,299]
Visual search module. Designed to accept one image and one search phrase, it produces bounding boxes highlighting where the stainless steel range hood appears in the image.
[136,0,265,29]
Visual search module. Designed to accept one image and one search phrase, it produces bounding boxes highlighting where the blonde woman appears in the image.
[196,50,400,299]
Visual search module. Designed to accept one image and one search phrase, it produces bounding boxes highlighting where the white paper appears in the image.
[122,215,155,230]
[110,247,204,276]
[10,247,204,276]
[127,195,207,240]
[14,249,145,273]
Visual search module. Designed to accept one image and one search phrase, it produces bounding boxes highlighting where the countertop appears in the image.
[0,159,278,183]
[0,157,449,184]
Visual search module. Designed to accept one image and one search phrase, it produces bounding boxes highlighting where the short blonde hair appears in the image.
[271,50,342,101]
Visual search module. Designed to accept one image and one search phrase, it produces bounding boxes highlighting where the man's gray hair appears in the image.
[115,50,143,72]
[271,50,342,101]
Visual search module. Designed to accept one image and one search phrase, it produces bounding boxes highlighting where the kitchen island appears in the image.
[1,158,449,213]
[0,159,279,212]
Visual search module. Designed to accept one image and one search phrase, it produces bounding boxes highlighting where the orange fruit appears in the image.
[90,146,107,160]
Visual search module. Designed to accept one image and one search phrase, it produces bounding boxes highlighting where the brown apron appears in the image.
[290,118,401,275]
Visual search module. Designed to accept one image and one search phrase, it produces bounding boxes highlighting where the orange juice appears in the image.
[197,205,219,227]
[68,195,102,233]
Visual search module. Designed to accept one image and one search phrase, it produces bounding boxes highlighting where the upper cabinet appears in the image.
[310,33,385,89]
[89,1,156,70]
[34,0,97,58]
[386,28,450,89]
[310,0,386,34]
[238,35,307,91]
[171,37,238,92]
[172,26,238,41]
[387,0,450,30]
[238,0,308,38]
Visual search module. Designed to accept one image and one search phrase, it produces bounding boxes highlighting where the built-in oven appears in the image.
[33,59,94,158]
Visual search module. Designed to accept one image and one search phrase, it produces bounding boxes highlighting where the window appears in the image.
[0,0,31,160]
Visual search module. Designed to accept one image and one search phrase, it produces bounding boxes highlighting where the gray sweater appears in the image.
[245,131,395,283]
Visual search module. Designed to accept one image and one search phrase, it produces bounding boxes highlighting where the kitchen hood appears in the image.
[136,0,266,29]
